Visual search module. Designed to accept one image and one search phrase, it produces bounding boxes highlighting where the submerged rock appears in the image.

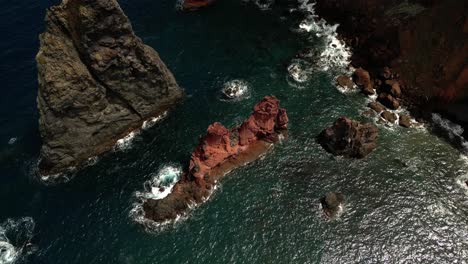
[221,80,249,100]
[143,96,288,223]
[336,75,354,90]
[320,192,345,217]
[318,117,378,158]
[36,0,183,175]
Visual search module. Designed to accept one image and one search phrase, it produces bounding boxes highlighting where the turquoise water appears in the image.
[1,0,468,263]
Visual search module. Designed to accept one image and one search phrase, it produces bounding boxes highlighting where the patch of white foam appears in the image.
[137,165,183,200]
[432,113,468,153]
[7,138,16,145]
[114,131,139,152]
[0,217,35,264]
[142,112,168,130]
[296,1,351,72]
[130,164,185,231]
[287,59,313,83]
[220,79,251,101]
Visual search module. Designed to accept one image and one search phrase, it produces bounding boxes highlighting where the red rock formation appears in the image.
[182,0,216,11]
[143,96,288,223]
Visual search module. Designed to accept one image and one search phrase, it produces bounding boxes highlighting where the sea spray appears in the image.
[286,0,352,84]
[0,217,36,264]
[220,79,251,101]
[432,113,468,153]
[130,165,184,230]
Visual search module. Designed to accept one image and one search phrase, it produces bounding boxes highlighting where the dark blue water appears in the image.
[1,0,468,263]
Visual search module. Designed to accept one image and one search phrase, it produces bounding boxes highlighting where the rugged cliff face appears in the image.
[313,0,467,136]
[36,0,183,175]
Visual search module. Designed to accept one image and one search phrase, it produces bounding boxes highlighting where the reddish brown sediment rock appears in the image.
[181,0,217,11]
[143,96,288,222]
[318,117,378,158]
[313,0,468,140]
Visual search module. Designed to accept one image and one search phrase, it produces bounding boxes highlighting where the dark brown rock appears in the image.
[399,114,412,128]
[336,75,354,89]
[36,0,183,176]
[318,117,378,158]
[381,111,398,123]
[379,66,392,80]
[320,192,345,217]
[368,102,386,113]
[378,93,400,110]
[383,80,402,98]
[353,68,375,95]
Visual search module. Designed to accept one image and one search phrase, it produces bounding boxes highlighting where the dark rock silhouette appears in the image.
[318,117,378,158]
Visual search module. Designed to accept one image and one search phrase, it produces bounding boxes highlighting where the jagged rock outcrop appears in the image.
[36,0,183,175]
[318,117,378,158]
[143,96,288,222]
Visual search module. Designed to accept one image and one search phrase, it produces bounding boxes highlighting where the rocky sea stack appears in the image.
[318,117,378,158]
[142,96,288,223]
[36,0,183,175]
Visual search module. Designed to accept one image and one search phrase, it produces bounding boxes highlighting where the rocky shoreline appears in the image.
[312,0,467,145]
[142,96,288,223]
[36,0,183,176]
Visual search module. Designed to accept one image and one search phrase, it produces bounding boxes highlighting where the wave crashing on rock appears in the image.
[0,217,36,264]
[288,0,351,83]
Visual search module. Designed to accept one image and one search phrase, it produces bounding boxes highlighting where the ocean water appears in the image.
[1,0,468,263]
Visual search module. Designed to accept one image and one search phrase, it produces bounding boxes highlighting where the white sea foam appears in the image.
[142,111,168,130]
[220,79,251,101]
[130,164,185,230]
[432,113,468,153]
[114,131,139,151]
[292,0,351,73]
[7,138,16,145]
[136,165,183,200]
[0,217,36,264]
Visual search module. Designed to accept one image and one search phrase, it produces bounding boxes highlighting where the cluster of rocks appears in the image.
[143,96,288,222]
[337,66,413,128]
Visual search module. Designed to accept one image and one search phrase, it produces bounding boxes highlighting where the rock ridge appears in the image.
[142,96,288,223]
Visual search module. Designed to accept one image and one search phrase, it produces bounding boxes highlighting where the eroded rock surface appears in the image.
[143,96,288,223]
[318,117,378,158]
[37,0,183,175]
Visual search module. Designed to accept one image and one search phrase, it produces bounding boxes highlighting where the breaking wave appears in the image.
[432,113,468,153]
[130,164,184,230]
[0,217,36,264]
[220,79,251,101]
[287,0,351,83]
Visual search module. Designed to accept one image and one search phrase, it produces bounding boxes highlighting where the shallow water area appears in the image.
[1,0,468,263]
